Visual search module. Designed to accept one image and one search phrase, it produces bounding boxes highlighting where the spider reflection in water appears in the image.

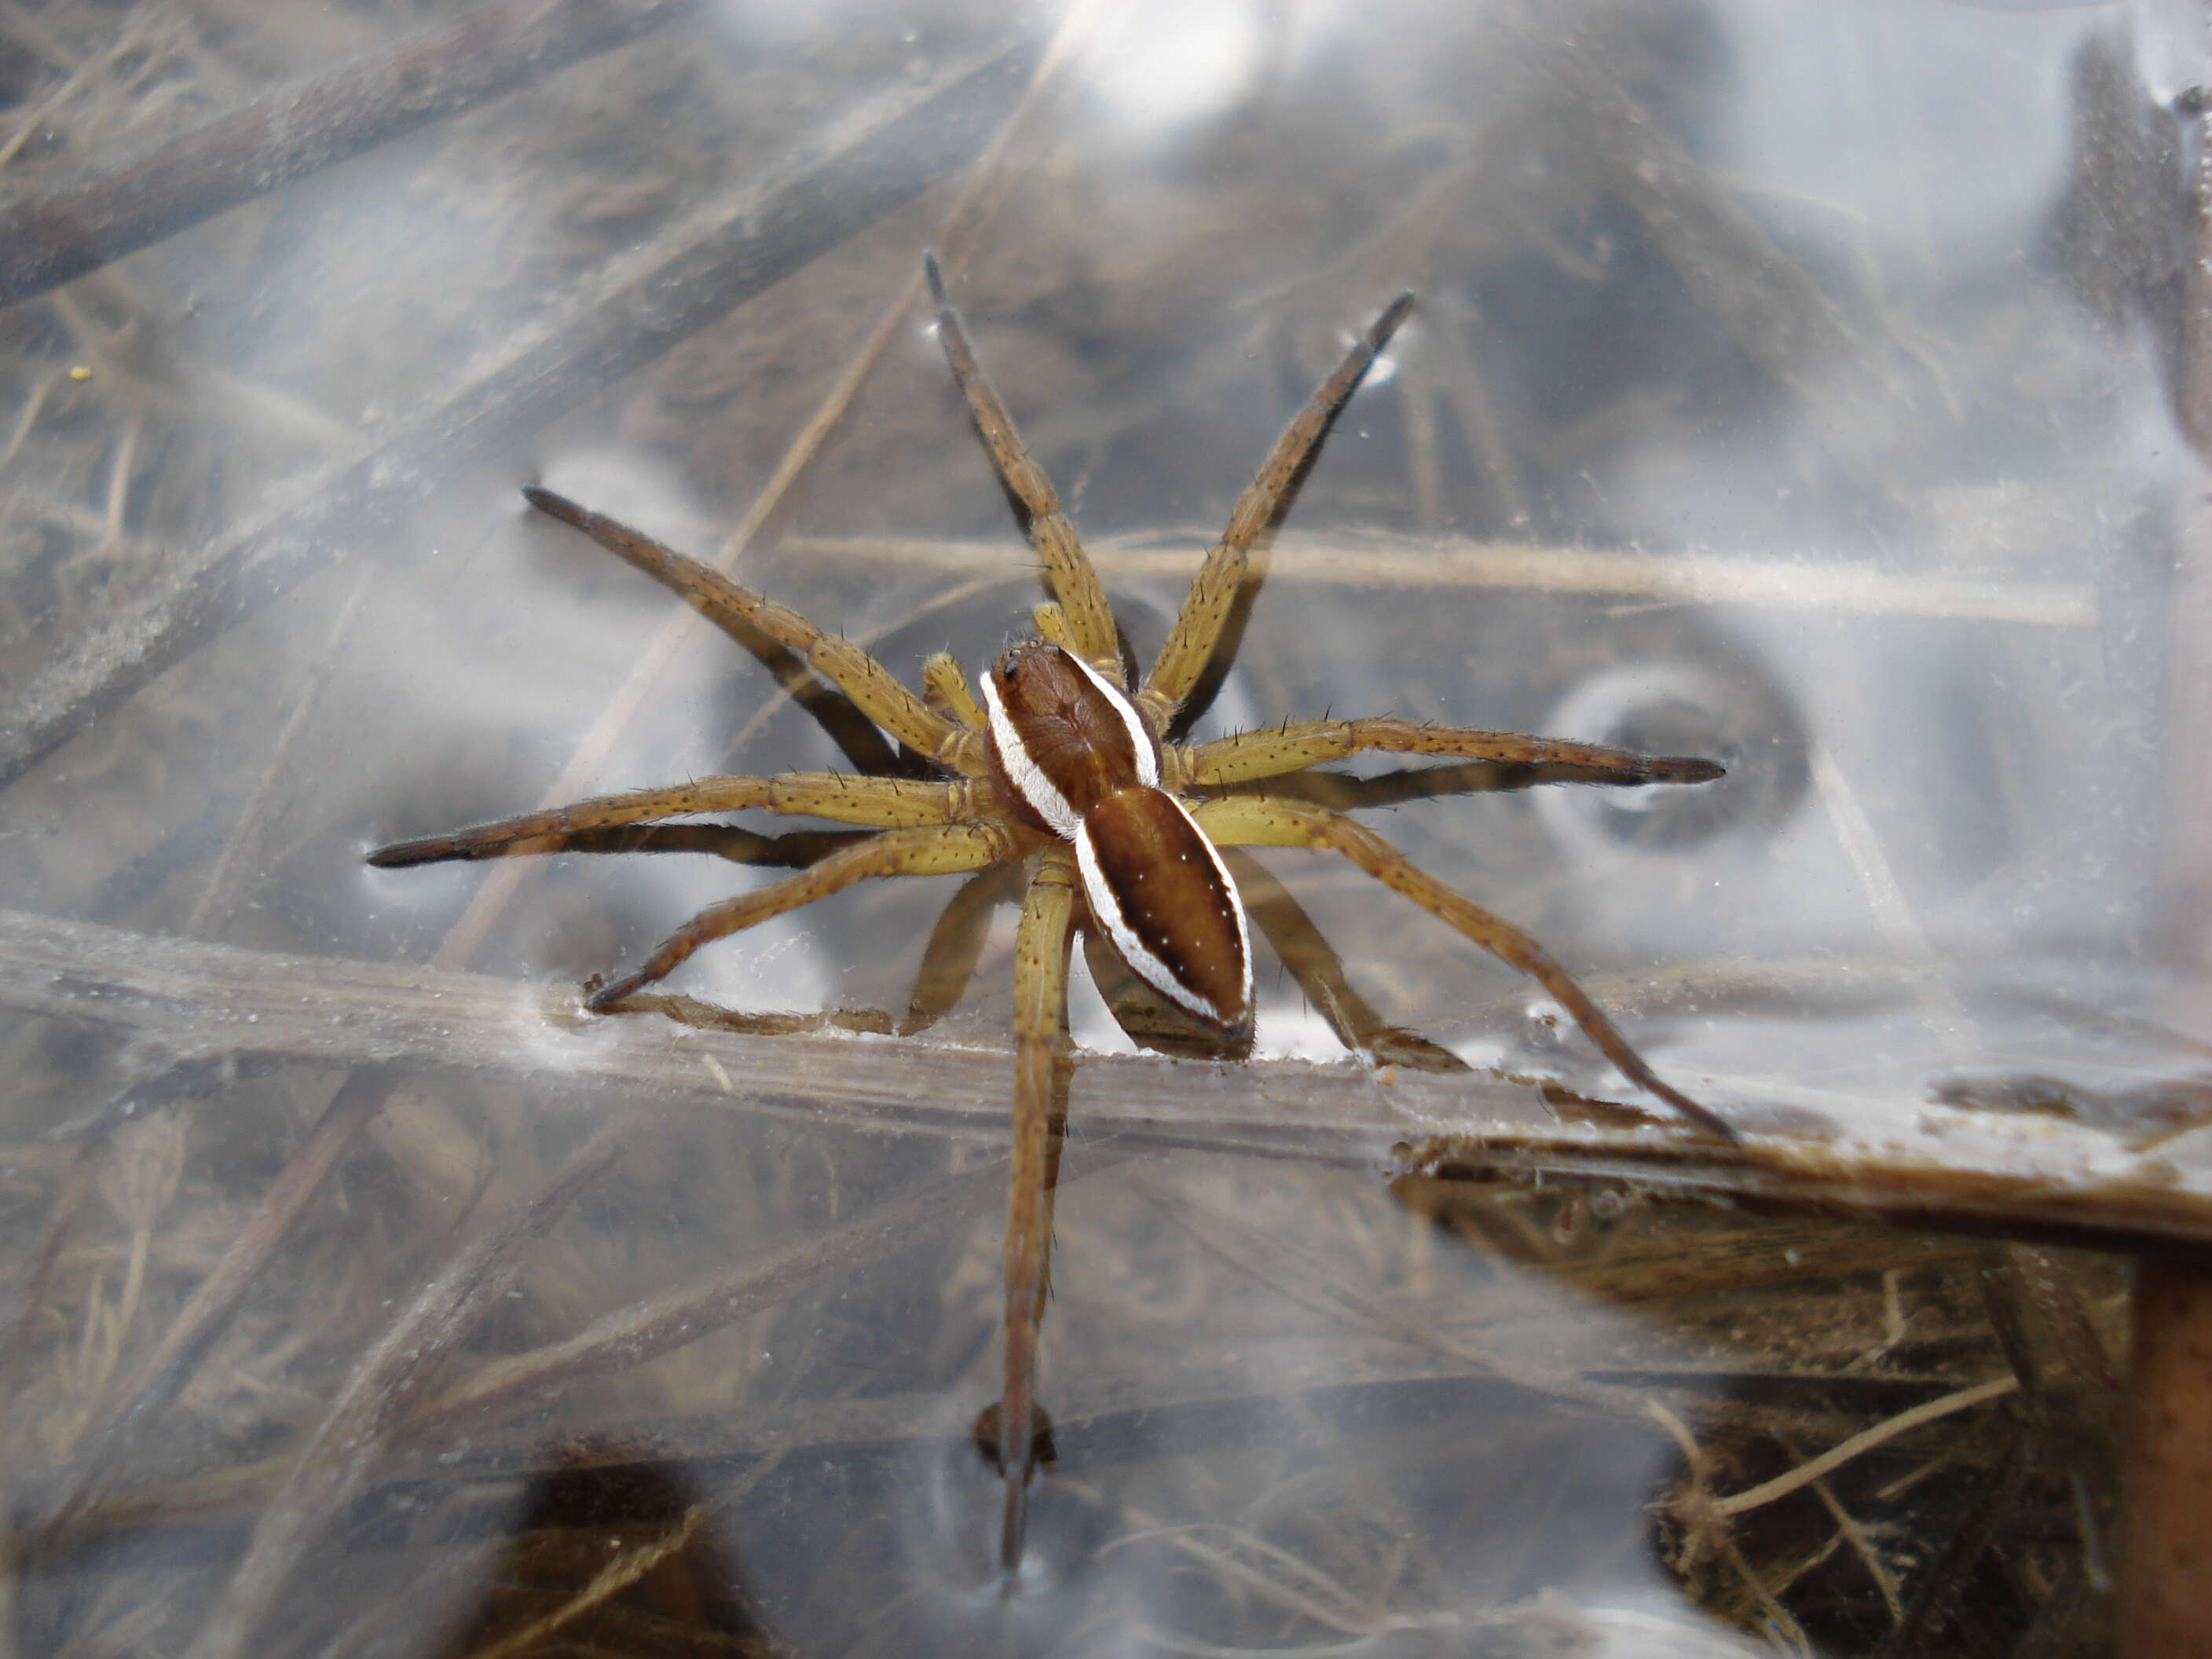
[369,254,1733,1584]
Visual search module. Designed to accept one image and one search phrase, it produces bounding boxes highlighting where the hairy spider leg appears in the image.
[1182,718,1727,789]
[586,822,1011,1012]
[1140,292,1416,733]
[923,253,1122,678]
[1000,844,1078,1580]
[522,487,976,773]
[518,491,903,776]
[366,775,967,866]
[1221,848,1467,1073]
[1192,796,1738,1141]
[899,862,1024,1036]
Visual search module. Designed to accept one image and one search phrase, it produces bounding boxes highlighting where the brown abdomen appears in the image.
[1075,786,1251,1037]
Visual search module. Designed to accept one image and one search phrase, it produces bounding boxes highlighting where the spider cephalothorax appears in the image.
[370,253,1732,1582]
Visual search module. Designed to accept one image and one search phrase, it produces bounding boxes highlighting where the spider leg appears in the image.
[556,822,870,867]
[1140,293,1415,731]
[899,862,1022,1035]
[1191,797,1738,1141]
[1222,848,1467,1072]
[922,254,1120,677]
[999,844,1077,1580]
[1204,761,1524,814]
[1184,719,1724,788]
[1079,928,1252,1062]
[525,488,974,772]
[367,775,967,866]
[587,822,1009,1011]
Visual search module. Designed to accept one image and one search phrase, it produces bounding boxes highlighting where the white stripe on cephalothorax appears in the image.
[980,668,1080,838]
[1074,790,1254,1030]
[1060,651,1159,786]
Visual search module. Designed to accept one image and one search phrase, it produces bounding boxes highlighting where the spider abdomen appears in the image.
[1075,785,1254,1037]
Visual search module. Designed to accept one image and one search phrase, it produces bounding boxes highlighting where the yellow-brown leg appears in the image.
[999,844,1076,1580]
[1182,717,1725,788]
[1192,796,1737,1141]
[525,487,969,770]
[518,484,907,775]
[922,254,1121,677]
[588,822,1009,1011]
[368,775,968,866]
[898,862,1020,1035]
[1223,848,1466,1072]
[1140,293,1415,730]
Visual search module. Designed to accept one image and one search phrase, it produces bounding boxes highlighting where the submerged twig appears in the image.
[2,908,2211,1252]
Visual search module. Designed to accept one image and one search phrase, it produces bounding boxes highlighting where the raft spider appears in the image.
[369,254,1733,1582]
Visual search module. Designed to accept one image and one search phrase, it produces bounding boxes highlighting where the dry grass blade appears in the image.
[0,1137,99,1396]
[28,1069,394,1533]
[1517,18,1906,456]
[0,0,696,305]
[1870,1427,2033,1659]
[1712,1379,2020,1519]
[0,29,1042,787]
[406,1154,1029,1435]
[779,529,2101,627]
[170,1116,632,1659]
[458,1503,709,1659]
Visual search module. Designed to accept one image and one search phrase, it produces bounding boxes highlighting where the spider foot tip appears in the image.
[922,249,948,306]
[521,485,583,525]
[1654,756,1726,784]
[583,972,646,1014]
[1670,1097,1741,1144]
[1375,291,1417,339]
